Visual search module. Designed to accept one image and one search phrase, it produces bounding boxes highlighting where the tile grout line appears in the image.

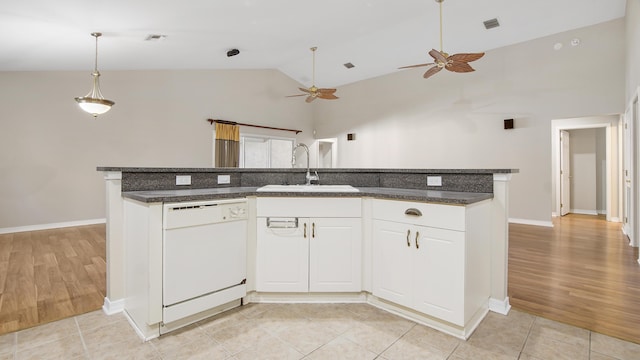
[588,331,592,360]
[373,322,417,359]
[517,314,538,359]
[74,316,90,359]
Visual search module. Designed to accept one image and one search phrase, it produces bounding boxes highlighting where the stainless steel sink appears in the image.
[256,184,359,193]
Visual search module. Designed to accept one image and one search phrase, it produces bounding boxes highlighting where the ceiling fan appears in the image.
[399,0,484,79]
[287,47,338,103]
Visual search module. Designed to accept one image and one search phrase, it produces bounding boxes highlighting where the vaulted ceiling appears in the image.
[0,0,626,87]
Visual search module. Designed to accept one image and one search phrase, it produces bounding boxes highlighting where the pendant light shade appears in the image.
[75,32,114,117]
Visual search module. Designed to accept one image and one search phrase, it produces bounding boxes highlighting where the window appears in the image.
[239,135,295,168]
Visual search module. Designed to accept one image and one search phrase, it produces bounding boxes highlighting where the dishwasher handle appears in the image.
[266,217,299,229]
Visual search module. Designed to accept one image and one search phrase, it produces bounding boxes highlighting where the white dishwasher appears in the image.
[162,198,247,326]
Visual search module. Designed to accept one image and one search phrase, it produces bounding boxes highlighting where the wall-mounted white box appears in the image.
[176,175,191,186]
[218,175,231,184]
[427,176,442,186]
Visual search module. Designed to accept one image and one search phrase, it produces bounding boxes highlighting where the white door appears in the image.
[309,217,362,292]
[372,220,413,308]
[560,130,571,216]
[256,217,309,292]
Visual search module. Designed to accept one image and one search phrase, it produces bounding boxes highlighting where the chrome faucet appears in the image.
[292,143,319,185]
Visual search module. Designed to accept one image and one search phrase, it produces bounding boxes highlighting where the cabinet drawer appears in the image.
[257,197,361,218]
[371,199,465,231]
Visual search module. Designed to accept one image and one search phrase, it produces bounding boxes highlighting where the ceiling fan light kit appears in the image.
[399,0,485,79]
[75,32,115,117]
[286,47,339,103]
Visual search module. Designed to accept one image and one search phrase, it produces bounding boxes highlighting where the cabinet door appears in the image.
[256,217,309,292]
[309,218,362,292]
[372,220,413,307]
[412,226,465,325]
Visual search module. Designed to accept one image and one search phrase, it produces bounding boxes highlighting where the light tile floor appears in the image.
[0,303,639,360]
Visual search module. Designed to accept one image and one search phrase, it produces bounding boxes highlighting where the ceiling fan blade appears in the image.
[447,61,475,73]
[448,52,485,63]
[398,62,435,69]
[286,94,307,98]
[305,96,317,103]
[298,87,312,94]
[318,93,339,100]
[318,88,336,94]
[429,49,447,63]
[423,66,442,79]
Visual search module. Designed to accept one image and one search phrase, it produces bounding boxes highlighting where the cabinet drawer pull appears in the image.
[406,229,411,247]
[405,208,423,216]
[415,231,420,249]
[304,223,307,238]
[312,223,315,238]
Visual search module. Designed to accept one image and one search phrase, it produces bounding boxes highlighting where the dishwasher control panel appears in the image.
[163,199,247,229]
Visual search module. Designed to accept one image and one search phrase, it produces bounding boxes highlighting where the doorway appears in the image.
[551,116,620,222]
[315,138,338,168]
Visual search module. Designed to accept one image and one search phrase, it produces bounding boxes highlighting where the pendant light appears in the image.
[75,32,115,117]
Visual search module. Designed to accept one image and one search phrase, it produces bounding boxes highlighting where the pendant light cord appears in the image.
[439,0,443,53]
[311,47,316,86]
[94,35,99,72]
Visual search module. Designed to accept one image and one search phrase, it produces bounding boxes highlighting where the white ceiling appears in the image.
[0,0,626,88]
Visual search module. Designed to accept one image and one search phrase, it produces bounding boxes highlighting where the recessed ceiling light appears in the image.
[483,18,500,30]
[571,38,581,46]
[553,42,563,50]
[343,62,355,69]
[145,34,167,41]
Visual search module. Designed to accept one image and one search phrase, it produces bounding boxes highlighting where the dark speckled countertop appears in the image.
[123,186,493,205]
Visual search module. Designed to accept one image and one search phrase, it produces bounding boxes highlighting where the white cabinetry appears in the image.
[256,198,362,293]
[372,199,490,327]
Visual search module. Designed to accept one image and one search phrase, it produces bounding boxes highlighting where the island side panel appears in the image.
[490,173,513,314]
[103,171,125,314]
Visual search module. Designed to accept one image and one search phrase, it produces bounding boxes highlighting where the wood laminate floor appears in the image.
[509,214,640,344]
[0,225,106,335]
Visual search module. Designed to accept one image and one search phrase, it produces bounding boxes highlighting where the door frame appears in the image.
[560,130,571,216]
[624,87,640,249]
[551,117,617,222]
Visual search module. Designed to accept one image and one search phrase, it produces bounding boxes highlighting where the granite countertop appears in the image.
[123,186,493,205]
[98,167,518,174]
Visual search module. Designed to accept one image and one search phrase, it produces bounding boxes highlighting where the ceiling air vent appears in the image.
[343,62,355,69]
[145,34,167,41]
[483,18,500,30]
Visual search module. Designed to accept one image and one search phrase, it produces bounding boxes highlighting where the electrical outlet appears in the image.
[427,176,442,186]
[218,175,231,184]
[176,175,191,186]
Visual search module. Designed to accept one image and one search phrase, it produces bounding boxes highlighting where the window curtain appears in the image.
[215,123,240,167]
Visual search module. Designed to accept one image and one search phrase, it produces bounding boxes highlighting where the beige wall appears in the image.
[0,70,315,229]
[626,0,640,102]
[313,19,625,223]
[0,16,630,229]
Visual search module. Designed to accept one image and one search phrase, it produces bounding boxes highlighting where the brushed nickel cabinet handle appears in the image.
[405,208,423,216]
[312,223,315,238]
[415,231,420,249]
[406,229,411,247]
[304,223,307,238]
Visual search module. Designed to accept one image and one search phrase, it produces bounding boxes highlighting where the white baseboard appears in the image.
[103,297,125,315]
[489,297,511,315]
[509,218,554,227]
[571,209,599,216]
[0,218,106,235]
[598,210,607,215]
[610,217,621,223]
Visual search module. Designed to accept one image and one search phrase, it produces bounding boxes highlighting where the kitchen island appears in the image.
[98,167,517,340]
